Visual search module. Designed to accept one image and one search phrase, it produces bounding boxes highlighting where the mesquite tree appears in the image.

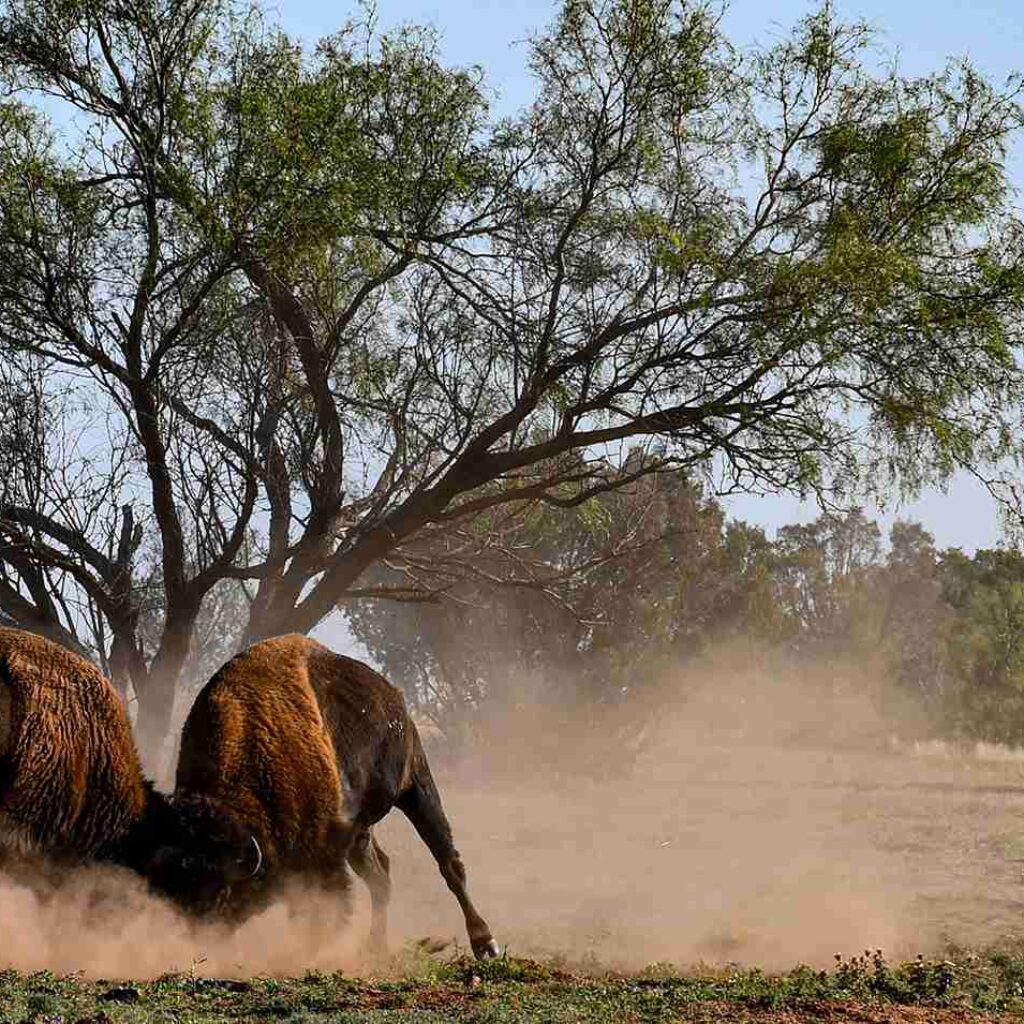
[1,0,1023,759]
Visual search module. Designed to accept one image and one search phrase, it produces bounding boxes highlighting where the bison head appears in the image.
[147,797,263,915]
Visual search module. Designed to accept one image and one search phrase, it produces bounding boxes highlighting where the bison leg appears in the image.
[397,769,499,960]
[347,826,391,956]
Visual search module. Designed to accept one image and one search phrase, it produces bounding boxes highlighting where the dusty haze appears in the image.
[2,647,1023,977]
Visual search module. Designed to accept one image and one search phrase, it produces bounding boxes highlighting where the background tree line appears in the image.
[1,0,1024,766]
[348,473,1024,755]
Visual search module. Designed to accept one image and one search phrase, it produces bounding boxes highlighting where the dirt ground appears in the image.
[378,738,1024,971]
[709,1008,1019,1023]
[373,651,1024,972]
[679,1006,1019,1023]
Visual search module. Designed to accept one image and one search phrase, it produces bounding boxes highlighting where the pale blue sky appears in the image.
[276,0,1024,553]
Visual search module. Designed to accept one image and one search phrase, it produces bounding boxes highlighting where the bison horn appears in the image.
[246,835,263,879]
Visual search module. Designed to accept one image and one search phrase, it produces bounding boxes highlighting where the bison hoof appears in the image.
[473,938,501,960]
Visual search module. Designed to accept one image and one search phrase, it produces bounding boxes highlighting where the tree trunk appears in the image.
[133,611,198,784]
[133,674,179,785]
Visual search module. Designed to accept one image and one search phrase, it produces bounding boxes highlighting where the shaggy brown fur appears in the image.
[152,634,498,959]
[0,627,172,870]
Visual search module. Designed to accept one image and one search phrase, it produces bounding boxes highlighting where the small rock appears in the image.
[195,979,253,993]
[98,987,140,1004]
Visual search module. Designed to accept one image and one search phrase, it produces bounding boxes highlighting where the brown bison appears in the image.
[0,626,175,873]
[147,634,499,959]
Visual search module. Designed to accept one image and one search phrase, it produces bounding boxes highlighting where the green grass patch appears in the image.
[4,945,1024,1023]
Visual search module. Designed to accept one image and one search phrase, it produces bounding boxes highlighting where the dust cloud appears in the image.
[3,645,1024,977]
[0,868,365,977]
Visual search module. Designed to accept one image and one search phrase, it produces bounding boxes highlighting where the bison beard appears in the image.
[147,635,499,960]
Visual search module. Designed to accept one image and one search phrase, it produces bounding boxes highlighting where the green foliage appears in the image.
[938,549,1024,740]
[216,19,488,270]
[7,947,1024,1021]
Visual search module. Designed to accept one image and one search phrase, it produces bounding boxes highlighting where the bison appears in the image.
[0,626,175,874]
[147,634,499,959]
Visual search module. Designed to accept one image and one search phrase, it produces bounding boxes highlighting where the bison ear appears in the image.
[226,835,262,882]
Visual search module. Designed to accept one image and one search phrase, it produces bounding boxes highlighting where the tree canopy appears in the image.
[1,0,1023,756]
